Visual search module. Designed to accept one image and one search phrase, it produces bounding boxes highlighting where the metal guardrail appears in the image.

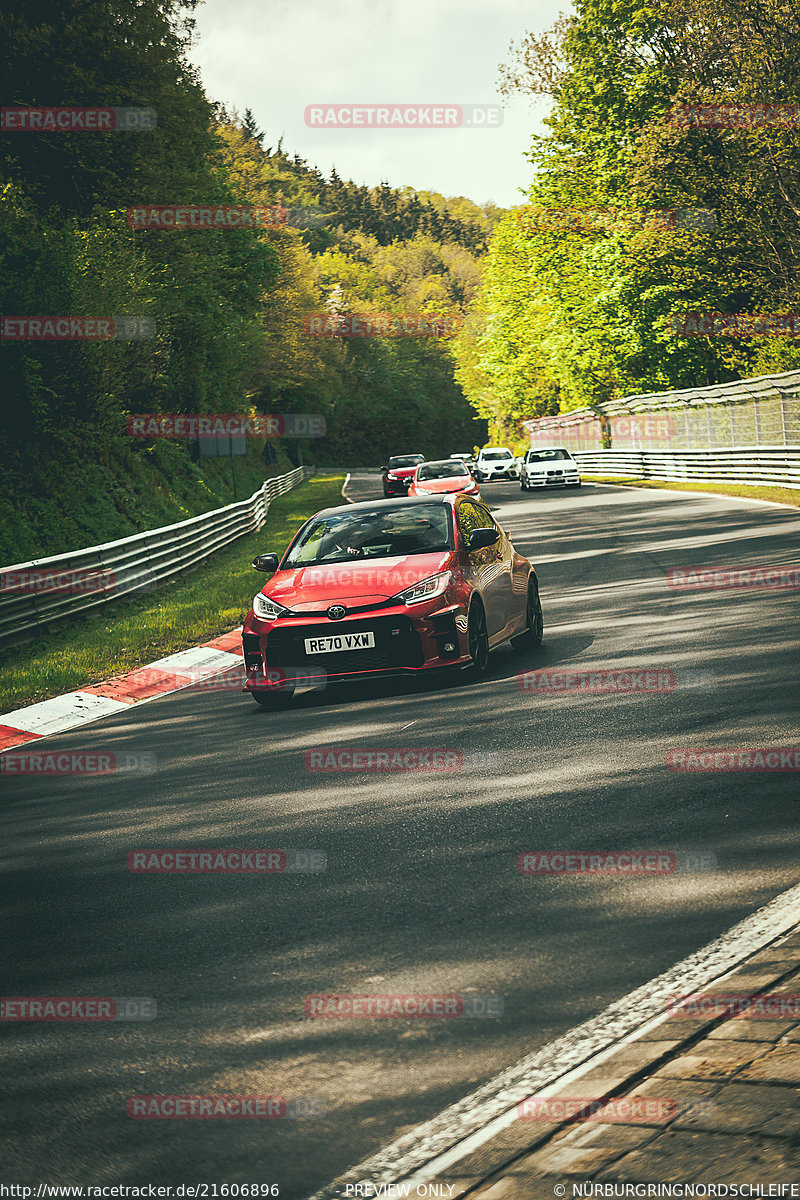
[0,466,309,644]
[574,447,800,488]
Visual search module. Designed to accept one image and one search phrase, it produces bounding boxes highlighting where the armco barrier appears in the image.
[574,446,800,488]
[0,467,309,644]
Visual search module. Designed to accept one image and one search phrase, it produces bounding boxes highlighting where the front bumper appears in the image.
[384,477,413,494]
[525,471,580,487]
[242,602,471,689]
[477,467,518,481]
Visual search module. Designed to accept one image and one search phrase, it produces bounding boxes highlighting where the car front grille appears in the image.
[266,615,424,674]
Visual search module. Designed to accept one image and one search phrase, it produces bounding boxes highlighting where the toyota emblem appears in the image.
[327,604,346,620]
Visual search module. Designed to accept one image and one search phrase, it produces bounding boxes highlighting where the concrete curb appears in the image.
[432,925,800,1196]
[310,885,800,1199]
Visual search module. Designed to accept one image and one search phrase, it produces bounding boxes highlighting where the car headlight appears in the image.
[253,593,289,621]
[387,472,399,480]
[392,570,451,605]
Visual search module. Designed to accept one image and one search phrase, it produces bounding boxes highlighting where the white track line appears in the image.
[309,879,800,1199]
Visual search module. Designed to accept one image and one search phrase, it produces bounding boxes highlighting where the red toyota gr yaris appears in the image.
[241,495,543,706]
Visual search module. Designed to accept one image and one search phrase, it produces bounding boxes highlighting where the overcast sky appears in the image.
[186,0,566,209]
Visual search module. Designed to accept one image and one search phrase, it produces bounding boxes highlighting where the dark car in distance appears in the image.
[381,454,425,497]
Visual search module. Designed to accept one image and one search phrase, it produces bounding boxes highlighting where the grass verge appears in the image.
[581,476,800,508]
[0,475,344,714]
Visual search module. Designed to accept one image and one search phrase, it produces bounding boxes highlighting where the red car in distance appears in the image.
[242,495,543,706]
[381,453,425,497]
[408,458,481,500]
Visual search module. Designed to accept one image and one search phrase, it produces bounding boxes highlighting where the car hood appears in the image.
[414,477,472,493]
[526,462,572,471]
[262,552,453,611]
[386,466,419,478]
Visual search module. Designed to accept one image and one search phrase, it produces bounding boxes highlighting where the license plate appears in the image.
[304,631,376,654]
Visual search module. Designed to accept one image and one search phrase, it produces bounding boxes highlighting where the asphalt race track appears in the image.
[2,479,799,1198]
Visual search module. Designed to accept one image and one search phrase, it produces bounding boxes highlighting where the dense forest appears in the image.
[0,0,495,559]
[4,0,799,555]
[454,0,800,442]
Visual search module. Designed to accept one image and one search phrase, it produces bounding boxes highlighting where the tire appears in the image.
[467,598,490,676]
[511,580,544,650]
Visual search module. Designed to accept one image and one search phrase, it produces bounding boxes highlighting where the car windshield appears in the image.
[481,450,513,461]
[526,449,571,461]
[417,461,469,480]
[388,455,424,468]
[284,504,454,565]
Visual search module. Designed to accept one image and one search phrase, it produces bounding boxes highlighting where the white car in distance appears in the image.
[520,447,581,490]
[474,446,519,482]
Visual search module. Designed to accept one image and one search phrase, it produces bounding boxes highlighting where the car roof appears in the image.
[479,446,512,452]
[526,445,571,452]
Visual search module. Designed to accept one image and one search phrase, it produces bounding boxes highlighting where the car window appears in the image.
[418,461,469,480]
[285,503,454,565]
[480,449,513,461]
[525,449,571,462]
[457,499,494,543]
[388,455,424,468]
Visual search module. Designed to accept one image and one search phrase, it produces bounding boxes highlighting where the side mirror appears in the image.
[252,553,280,573]
[468,527,500,552]
[380,465,388,473]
